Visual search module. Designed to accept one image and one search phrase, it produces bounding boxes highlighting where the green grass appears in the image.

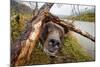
[11,10,93,65]
[26,44,51,65]
[11,16,93,65]
[11,12,32,43]
[61,32,92,62]
[26,32,93,65]
[67,12,95,22]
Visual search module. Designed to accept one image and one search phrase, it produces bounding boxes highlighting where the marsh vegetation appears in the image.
[11,0,95,66]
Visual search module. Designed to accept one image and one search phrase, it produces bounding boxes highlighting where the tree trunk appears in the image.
[11,3,54,66]
[11,2,95,66]
[15,21,43,65]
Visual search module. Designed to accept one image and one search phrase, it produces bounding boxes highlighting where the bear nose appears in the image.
[54,41,60,46]
[49,39,60,45]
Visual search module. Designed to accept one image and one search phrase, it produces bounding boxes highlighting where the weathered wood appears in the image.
[30,3,54,23]
[11,3,54,66]
[45,12,95,42]
[15,21,43,65]
[11,2,95,66]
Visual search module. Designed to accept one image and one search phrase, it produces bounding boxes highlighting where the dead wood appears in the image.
[11,3,54,66]
[44,12,95,42]
[11,2,95,66]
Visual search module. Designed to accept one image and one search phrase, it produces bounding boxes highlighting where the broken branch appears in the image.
[11,3,54,66]
[45,12,95,42]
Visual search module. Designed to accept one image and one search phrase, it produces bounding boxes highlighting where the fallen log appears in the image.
[11,2,95,66]
[45,12,95,42]
[11,3,54,66]
[15,20,43,65]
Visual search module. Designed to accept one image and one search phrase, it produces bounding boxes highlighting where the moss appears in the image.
[61,32,92,62]
[11,12,32,43]
[11,9,93,65]
[26,32,93,65]
[26,44,51,65]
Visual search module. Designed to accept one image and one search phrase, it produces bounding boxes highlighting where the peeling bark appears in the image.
[11,3,54,66]
[11,2,95,66]
[45,12,95,42]
[15,21,43,65]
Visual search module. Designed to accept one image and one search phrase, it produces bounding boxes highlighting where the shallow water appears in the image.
[73,21,95,59]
